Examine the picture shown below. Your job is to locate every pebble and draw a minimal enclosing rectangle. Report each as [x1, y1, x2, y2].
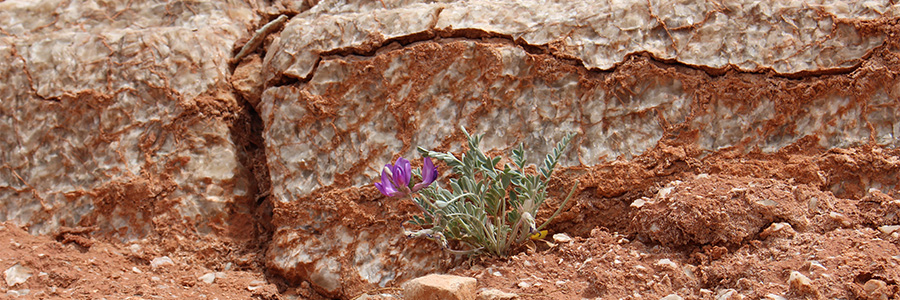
[631, 198, 648, 208]
[759, 222, 796, 239]
[715, 289, 744, 300]
[132, 267, 142, 273]
[150, 256, 175, 269]
[402, 274, 477, 300]
[477, 288, 518, 300]
[877, 225, 900, 235]
[788, 271, 817, 295]
[199, 273, 216, 284]
[659, 294, 682, 300]
[4, 263, 32, 287]
[247, 280, 267, 291]
[656, 258, 677, 269]
[828, 212, 852, 227]
[552, 233, 572, 243]
[863, 279, 889, 300]
[517, 281, 531, 289]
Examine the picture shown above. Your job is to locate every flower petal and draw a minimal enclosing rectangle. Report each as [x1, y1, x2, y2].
[413, 157, 438, 191]
[375, 168, 398, 197]
[393, 157, 412, 187]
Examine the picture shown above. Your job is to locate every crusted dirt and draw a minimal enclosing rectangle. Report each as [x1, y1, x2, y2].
[3, 145, 899, 299]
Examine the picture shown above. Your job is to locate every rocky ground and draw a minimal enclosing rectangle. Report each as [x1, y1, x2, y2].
[2, 144, 898, 300]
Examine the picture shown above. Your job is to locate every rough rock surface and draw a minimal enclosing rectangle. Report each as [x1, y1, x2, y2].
[0, 0, 261, 245]
[632, 175, 807, 246]
[259, 0, 900, 297]
[1, 0, 900, 299]
[401, 274, 477, 300]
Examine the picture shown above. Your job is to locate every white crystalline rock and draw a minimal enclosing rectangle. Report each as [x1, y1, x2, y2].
[199, 273, 216, 284]
[552, 233, 573, 243]
[656, 258, 678, 269]
[660, 294, 683, 300]
[150, 256, 175, 269]
[262, 40, 689, 198]
[878, 225, 900, 235]
[267, 0, 891, 81]
[0, 0, 258, 239]
[4, 263, 32, 287]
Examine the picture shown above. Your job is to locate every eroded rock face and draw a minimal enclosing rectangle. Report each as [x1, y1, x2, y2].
[260, 0, 900, 297]
[0, 0, 260, 242]
[2, 0, 900, 299]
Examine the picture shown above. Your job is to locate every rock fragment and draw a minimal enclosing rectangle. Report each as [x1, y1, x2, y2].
[477, 288, 518, 300]
[402, 274, 477, 300]
[659, 294, 683, 300]
[715, 289, 745, 300]
[150, 256, 175, 269]
[552, 233, 573, 243]
[863, 279, 889, 300]
[788, 271, 818, 296]
[759, 222, 796, 240]
[877, 225, 900, 235]
[828, 212, 853, 227]
[199, 273, 216, 284]
[4, 263, 32, 287]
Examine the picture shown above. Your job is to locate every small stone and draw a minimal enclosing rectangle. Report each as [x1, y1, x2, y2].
[657, 186, 675, 200]
[715, 289, 745, 300]
[150, 256, 175, 269]
[516, 281, 531, 289]
[659, 294, 682, 300]
[656, 258, 677, 269]
[552, 233, 572, 243]
[132, 267, 142, 273]
[828, 212, 852, 227]
[6, 289, 30, 297]
[759, 222, 796, 239]
[788, 271, 817, 296]
[863, 279, 888, 300]
[631, 198, 648, 208]
[248, 280, 267, 291]
[199, 273, 216, 284]
[5, 263, 32, 287]
[477, 288, 518, 300]
[877, 225, 900, 235]
[402, 274, 477, 300]
[150, 276, 160, 281]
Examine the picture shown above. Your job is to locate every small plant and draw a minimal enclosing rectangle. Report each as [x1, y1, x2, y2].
[375, 127, 577, 257]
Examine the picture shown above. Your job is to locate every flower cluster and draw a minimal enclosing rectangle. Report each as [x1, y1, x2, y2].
[374, 157, 438, 198]
[374, 127, 577, 257]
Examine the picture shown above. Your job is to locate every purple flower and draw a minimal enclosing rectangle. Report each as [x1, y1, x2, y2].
[375, 157, 438, 197]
